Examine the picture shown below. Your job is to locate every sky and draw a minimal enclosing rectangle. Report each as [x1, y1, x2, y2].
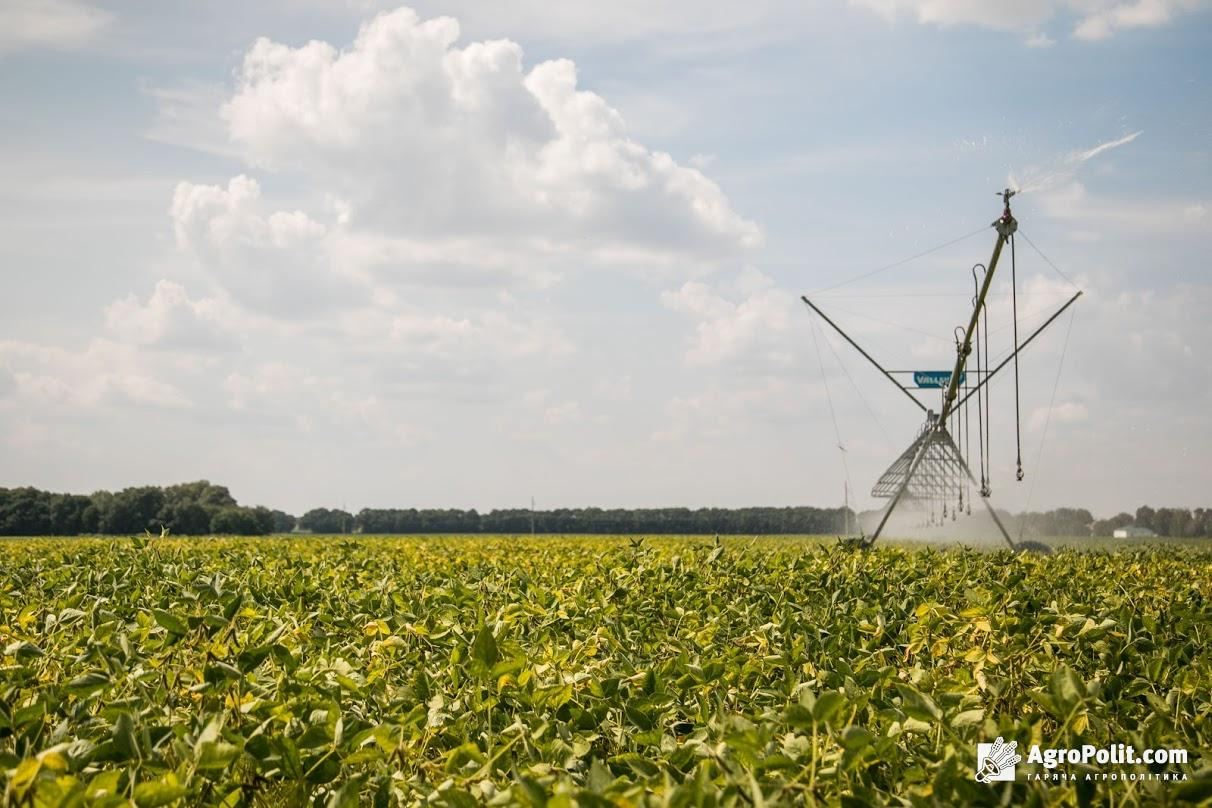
[1, 0, 1209, 518]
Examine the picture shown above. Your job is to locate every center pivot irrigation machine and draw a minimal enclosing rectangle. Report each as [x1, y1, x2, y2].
[803, 190, 1082, 552]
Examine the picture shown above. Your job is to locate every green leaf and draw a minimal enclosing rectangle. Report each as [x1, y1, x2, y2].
[1050, 667, 1086, 712]
[152, 609, 188, 636]
[196, 739, 240, 771]
[237, 644, 272, 673]
[812, 690, 847, 724]
[5, 640, 44, 660]
[895, 684, 942, 723]
[65, 670, 110, 696]
[133, 780, 188, 807]
[472, 624, 500, 668]
[271, 643, 298, 672]
[840, 725, 874, 750]
[1174, 775, 1212, 803]
[951, 708, 984, 728]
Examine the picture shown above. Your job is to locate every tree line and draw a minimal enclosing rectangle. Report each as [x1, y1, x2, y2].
[1088, 505, 1212, 538]
[329, 506, 850, 535]
[3, 482, 1211, 538]
[0, 482, 294, 536]
[298, 504, 1212, 537]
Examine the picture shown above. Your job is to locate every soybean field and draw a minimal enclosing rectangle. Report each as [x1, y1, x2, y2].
[1, 536, 1209, 806]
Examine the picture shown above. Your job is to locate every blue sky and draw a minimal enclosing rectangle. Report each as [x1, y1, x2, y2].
[1, 0, 1209, 517]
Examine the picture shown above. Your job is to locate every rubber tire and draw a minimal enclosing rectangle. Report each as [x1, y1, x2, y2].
[1015, 540, 1053, 555]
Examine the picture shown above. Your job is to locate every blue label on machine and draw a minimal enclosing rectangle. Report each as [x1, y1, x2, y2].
[914, 371, 964, 388]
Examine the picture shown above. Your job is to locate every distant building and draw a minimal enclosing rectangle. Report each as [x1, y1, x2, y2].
[1113, 526, 1156, 538]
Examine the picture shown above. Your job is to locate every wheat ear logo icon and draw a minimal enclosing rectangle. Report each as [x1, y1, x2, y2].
[975, 737, 1021, 783]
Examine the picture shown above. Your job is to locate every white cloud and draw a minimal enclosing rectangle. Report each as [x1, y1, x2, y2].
[220, 7, 760, 256]
[0, 340, 192, 410]
[850, 0, 1206, 39]
[0, 0, 112, 53]
[653, 377, 814, 442]
[386, 309, 574, 360]
[170, 175, 372, 313]
[1072, 0, 1200, 40]
[104, 280, 238, 351]
[1034, 180, 1211, 235]
[661, 268, 798, 369]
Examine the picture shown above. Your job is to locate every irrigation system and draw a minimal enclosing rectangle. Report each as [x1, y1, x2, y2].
[803, 190, 1082, 552]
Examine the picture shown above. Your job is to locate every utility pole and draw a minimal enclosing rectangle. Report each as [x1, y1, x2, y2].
[843, 481, 851, 535]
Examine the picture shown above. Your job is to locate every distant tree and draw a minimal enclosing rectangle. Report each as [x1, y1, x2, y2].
[1153, 507, 1195, 538]
[299, 508, 353, 534]
[250, 506, 275, 535]
[155, 501, 212, 535]
[1047, 508, 1095, 536]
[1195, 508, 1212, 538]
[269, 509, 297, 533]
[0, 482, 283, 536]
[49, 494, 94, 534]
[95, 486, 165, 534]
[1135, 505, 1156, 532]
[164, 480, 237, 510]
[210, 506, 266, 535]
[0, 488, 53, 535]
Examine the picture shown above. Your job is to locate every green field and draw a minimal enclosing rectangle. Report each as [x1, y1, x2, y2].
[1, 536, 1209, 806]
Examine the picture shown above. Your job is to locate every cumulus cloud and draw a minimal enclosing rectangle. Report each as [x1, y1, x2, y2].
[1032, 180, 1211, 235]
[170, 176, 374, 313]
[143, 3, 762, 398]
[0, 340, 192, 411]
[850, 0, 1206, 40]
[653, 378, 813, 443]
[104, 280, 238, 351]
[220, 7, 760, 255]
[662, 268, 798, 369]
[2, 5, 767, 482]
[1073, 0, 1200, 39]
[385, 310, 573, 360]
[0, 0, 112, 53]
